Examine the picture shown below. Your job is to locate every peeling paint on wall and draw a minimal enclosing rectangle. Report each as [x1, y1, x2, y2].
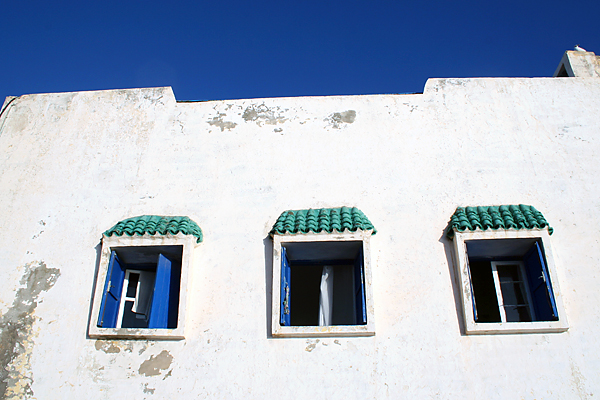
[94, 340, 122, 354]
[139, 350, 173, 377]
[325, 110, 356, 128]
[207, 112, 238, 132]
[305, 339, 320, 352]
[242, 104, 288, 126]
[142, 383, 155, 394]
[0, 261, 60, 399]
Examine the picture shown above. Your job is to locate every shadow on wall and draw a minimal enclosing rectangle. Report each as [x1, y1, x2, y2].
[85, 242, 103, 339]
[264, 236, 273, 338]
[439, 231, 466, 336]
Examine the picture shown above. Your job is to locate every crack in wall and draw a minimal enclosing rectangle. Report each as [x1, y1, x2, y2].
[0, 261, 60, 399]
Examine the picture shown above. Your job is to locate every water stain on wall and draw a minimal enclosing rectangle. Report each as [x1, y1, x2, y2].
[0, 261, 60, 399]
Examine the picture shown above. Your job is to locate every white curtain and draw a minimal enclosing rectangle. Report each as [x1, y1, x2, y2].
[318, 265, 334, 326]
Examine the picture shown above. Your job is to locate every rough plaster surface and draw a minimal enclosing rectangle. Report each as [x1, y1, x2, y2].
[0, 78, 599, 398]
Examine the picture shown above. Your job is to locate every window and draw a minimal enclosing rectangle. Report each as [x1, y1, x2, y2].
[97, 247, 181, 330]
[280, 241, 366, 327]
[448, 205, 568, 334]
[270, 207, 376, 337]
[89, 216, 202, 339]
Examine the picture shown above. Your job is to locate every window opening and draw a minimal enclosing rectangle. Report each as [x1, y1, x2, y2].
[280, 241, 366, 327]
[556, 64, 569, 77]
[466, 239, 557, 323]
[97, 246, 182, 330]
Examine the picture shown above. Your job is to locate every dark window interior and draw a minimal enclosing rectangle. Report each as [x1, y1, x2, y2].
[469, 260, 501, 322]
[290, 264, 322, 326]
[556, 64, 569, 77]
[466, 238, 556, 323]
[290, 263, 355, 326]
[283, 241, 362, 326]
[113, 245, 183, 269]
[121, 298, 150, 328]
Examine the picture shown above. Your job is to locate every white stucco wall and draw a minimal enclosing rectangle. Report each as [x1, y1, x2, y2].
[0, 74, 599, 399]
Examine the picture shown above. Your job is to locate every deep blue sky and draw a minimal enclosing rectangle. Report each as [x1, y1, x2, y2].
[2, 1, 599, 102]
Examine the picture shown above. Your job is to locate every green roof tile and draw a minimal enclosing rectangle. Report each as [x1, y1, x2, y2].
[270, 207, 376, 236]
[446, 205, 553, 239]
[104, 215, 203, 243]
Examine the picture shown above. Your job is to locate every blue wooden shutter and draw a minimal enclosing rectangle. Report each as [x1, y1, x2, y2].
[354, 247, 367, 325]
[280, 247, 291, 326]
[524, 241, 558, 321]
[167, 259, 181, 329]
[97, 251, 125, 328]
[148, 254, 173, 329]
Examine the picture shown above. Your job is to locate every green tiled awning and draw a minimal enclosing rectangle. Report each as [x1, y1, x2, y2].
[270, 207, 376, 236]
[446, 205, 552, 239]
[104, 215, 203, 243]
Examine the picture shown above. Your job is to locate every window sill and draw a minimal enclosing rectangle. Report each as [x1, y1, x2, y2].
[273, 324, 375, 338]
[465, 320, 569, 335]
[88, 327, 185, 340]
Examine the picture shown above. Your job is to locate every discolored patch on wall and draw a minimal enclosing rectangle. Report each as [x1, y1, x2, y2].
[570, 360, 590, 399]
[139, 350, 173, 377]
[207, 112, 237, 132]
[94, 340, 121, 354]
[142, 383, 155, 394]
[325, 110, 356, 128]
[305, 339, 320, 352]
[0, 261, 60, 399]
[242, 104, 288, 126]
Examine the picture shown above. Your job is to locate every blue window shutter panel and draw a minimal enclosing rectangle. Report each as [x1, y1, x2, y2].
[524, 242, 558, 321]
[148, 254, 172, 329]
[97, 251, 125, 328]
[536, 242, 558, 318]
[167, 261, 181, 329]
[280, 247, 291, 326]
[354, 247, 367, 325]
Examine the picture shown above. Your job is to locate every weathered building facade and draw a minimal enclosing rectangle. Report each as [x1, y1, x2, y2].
[0, 50, 599, 399]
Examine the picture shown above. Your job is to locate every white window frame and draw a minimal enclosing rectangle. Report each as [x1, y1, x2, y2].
[452, 228, 568, 335]
[88, 233, 199, 340]
[490, 261, 536, 323]
[116, 269, 155, 328]
[271, 230, 376, 338]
